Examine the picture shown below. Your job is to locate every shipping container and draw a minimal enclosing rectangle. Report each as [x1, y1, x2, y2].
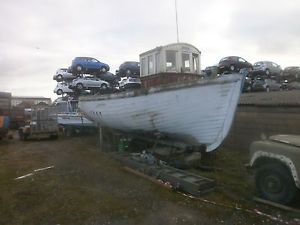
[0, 92, 11, 116]
[0, 92, 11, 139]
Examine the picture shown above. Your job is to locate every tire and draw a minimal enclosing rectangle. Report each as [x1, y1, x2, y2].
[19, 129, 28, 141]
[100, 67, 107, 73]
[18, 129, 24, 141]
[76, 65, 83, 72]
[100, 83, 108, 90]
[230, 65, 235, 71]
[23, 134, 28, 141]
[255, 163, 298, 204]
[65, 127, 73, 137]
[56, 89, 63, 95]
[76, 83, 84, 90]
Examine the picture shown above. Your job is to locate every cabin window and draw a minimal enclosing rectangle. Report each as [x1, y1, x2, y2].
[182, 53, 190, 72]
[141, 57, 147, 76]
[166, 50, 177, 72]
[148, 55, 154, 74]
[192, 53, 199, 73]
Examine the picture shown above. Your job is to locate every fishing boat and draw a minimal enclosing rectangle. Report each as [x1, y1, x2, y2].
[79, 43, 244, 152]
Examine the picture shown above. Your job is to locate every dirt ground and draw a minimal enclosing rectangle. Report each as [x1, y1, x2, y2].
[0, 133, 300, 225]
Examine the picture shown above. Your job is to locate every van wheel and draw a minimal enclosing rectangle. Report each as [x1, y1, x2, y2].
[19, 130, 28, 141]
[65, 127, 73, 137]
[255, 163, 298, 204]
[18, 129, 24, 141]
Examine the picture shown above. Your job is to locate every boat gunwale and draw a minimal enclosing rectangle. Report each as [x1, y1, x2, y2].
[79, 74, 242, 102]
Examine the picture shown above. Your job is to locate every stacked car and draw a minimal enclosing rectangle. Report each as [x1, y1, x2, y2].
[53, 58, 142, 98]
[68, 76, 110, 91]
[53, 55, 298, 95]
[53, 57, 114, 97]
[116, 61, 140, 77]
[281, 66, 300, 90]
[53, 68, 75, 95]
[252, 61, 282, 79]
[115, 61, 141, 91]
[69, 57, 110, 75]
[218, 56, 252, 74]
[216, 57, 290, 92]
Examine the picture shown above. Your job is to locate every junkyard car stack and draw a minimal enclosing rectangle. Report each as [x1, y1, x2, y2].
[53, 57, 114, 97]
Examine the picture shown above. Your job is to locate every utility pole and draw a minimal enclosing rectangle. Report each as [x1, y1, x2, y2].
[175, 0, 179, 43]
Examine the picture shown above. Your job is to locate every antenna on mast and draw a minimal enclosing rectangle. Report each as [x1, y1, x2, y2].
[175, 0, 179, 43]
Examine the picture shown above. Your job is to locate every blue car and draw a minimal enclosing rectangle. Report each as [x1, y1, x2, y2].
[71, 57, 110, 74]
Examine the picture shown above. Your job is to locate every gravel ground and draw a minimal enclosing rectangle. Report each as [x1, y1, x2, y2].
[0, 133, 299, 225]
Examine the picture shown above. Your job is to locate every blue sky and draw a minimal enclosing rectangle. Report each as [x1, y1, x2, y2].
[0, 0, 299, 100]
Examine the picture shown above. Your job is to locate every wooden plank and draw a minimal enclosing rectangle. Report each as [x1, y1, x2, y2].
[253, 197, 300, 213]
[123, 166, 173, 190]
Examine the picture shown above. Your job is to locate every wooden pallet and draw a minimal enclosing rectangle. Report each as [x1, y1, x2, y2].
[113, 153, 216, 196]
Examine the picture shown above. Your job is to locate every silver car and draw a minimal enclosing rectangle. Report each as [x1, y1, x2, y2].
[118, 77, 141, 91]
[53, 68, 76, 81]
[69, 77, 110, 90]
[252, 61, 282, 78]
[53, 82, 74, 95]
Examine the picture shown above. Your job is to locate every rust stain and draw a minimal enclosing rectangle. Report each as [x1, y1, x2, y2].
[131, 111, 160, 129]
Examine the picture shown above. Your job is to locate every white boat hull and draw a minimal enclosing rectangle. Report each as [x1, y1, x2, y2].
[79, 74, 243, 152]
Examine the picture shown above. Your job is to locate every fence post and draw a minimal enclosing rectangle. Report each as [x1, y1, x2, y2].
[98, 123, 103, 152]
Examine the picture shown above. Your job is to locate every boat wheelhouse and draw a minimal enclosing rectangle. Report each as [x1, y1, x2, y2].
[139, 43, 202, 88]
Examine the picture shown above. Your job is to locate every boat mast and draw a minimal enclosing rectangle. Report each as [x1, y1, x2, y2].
[175, 0, 179, 43]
